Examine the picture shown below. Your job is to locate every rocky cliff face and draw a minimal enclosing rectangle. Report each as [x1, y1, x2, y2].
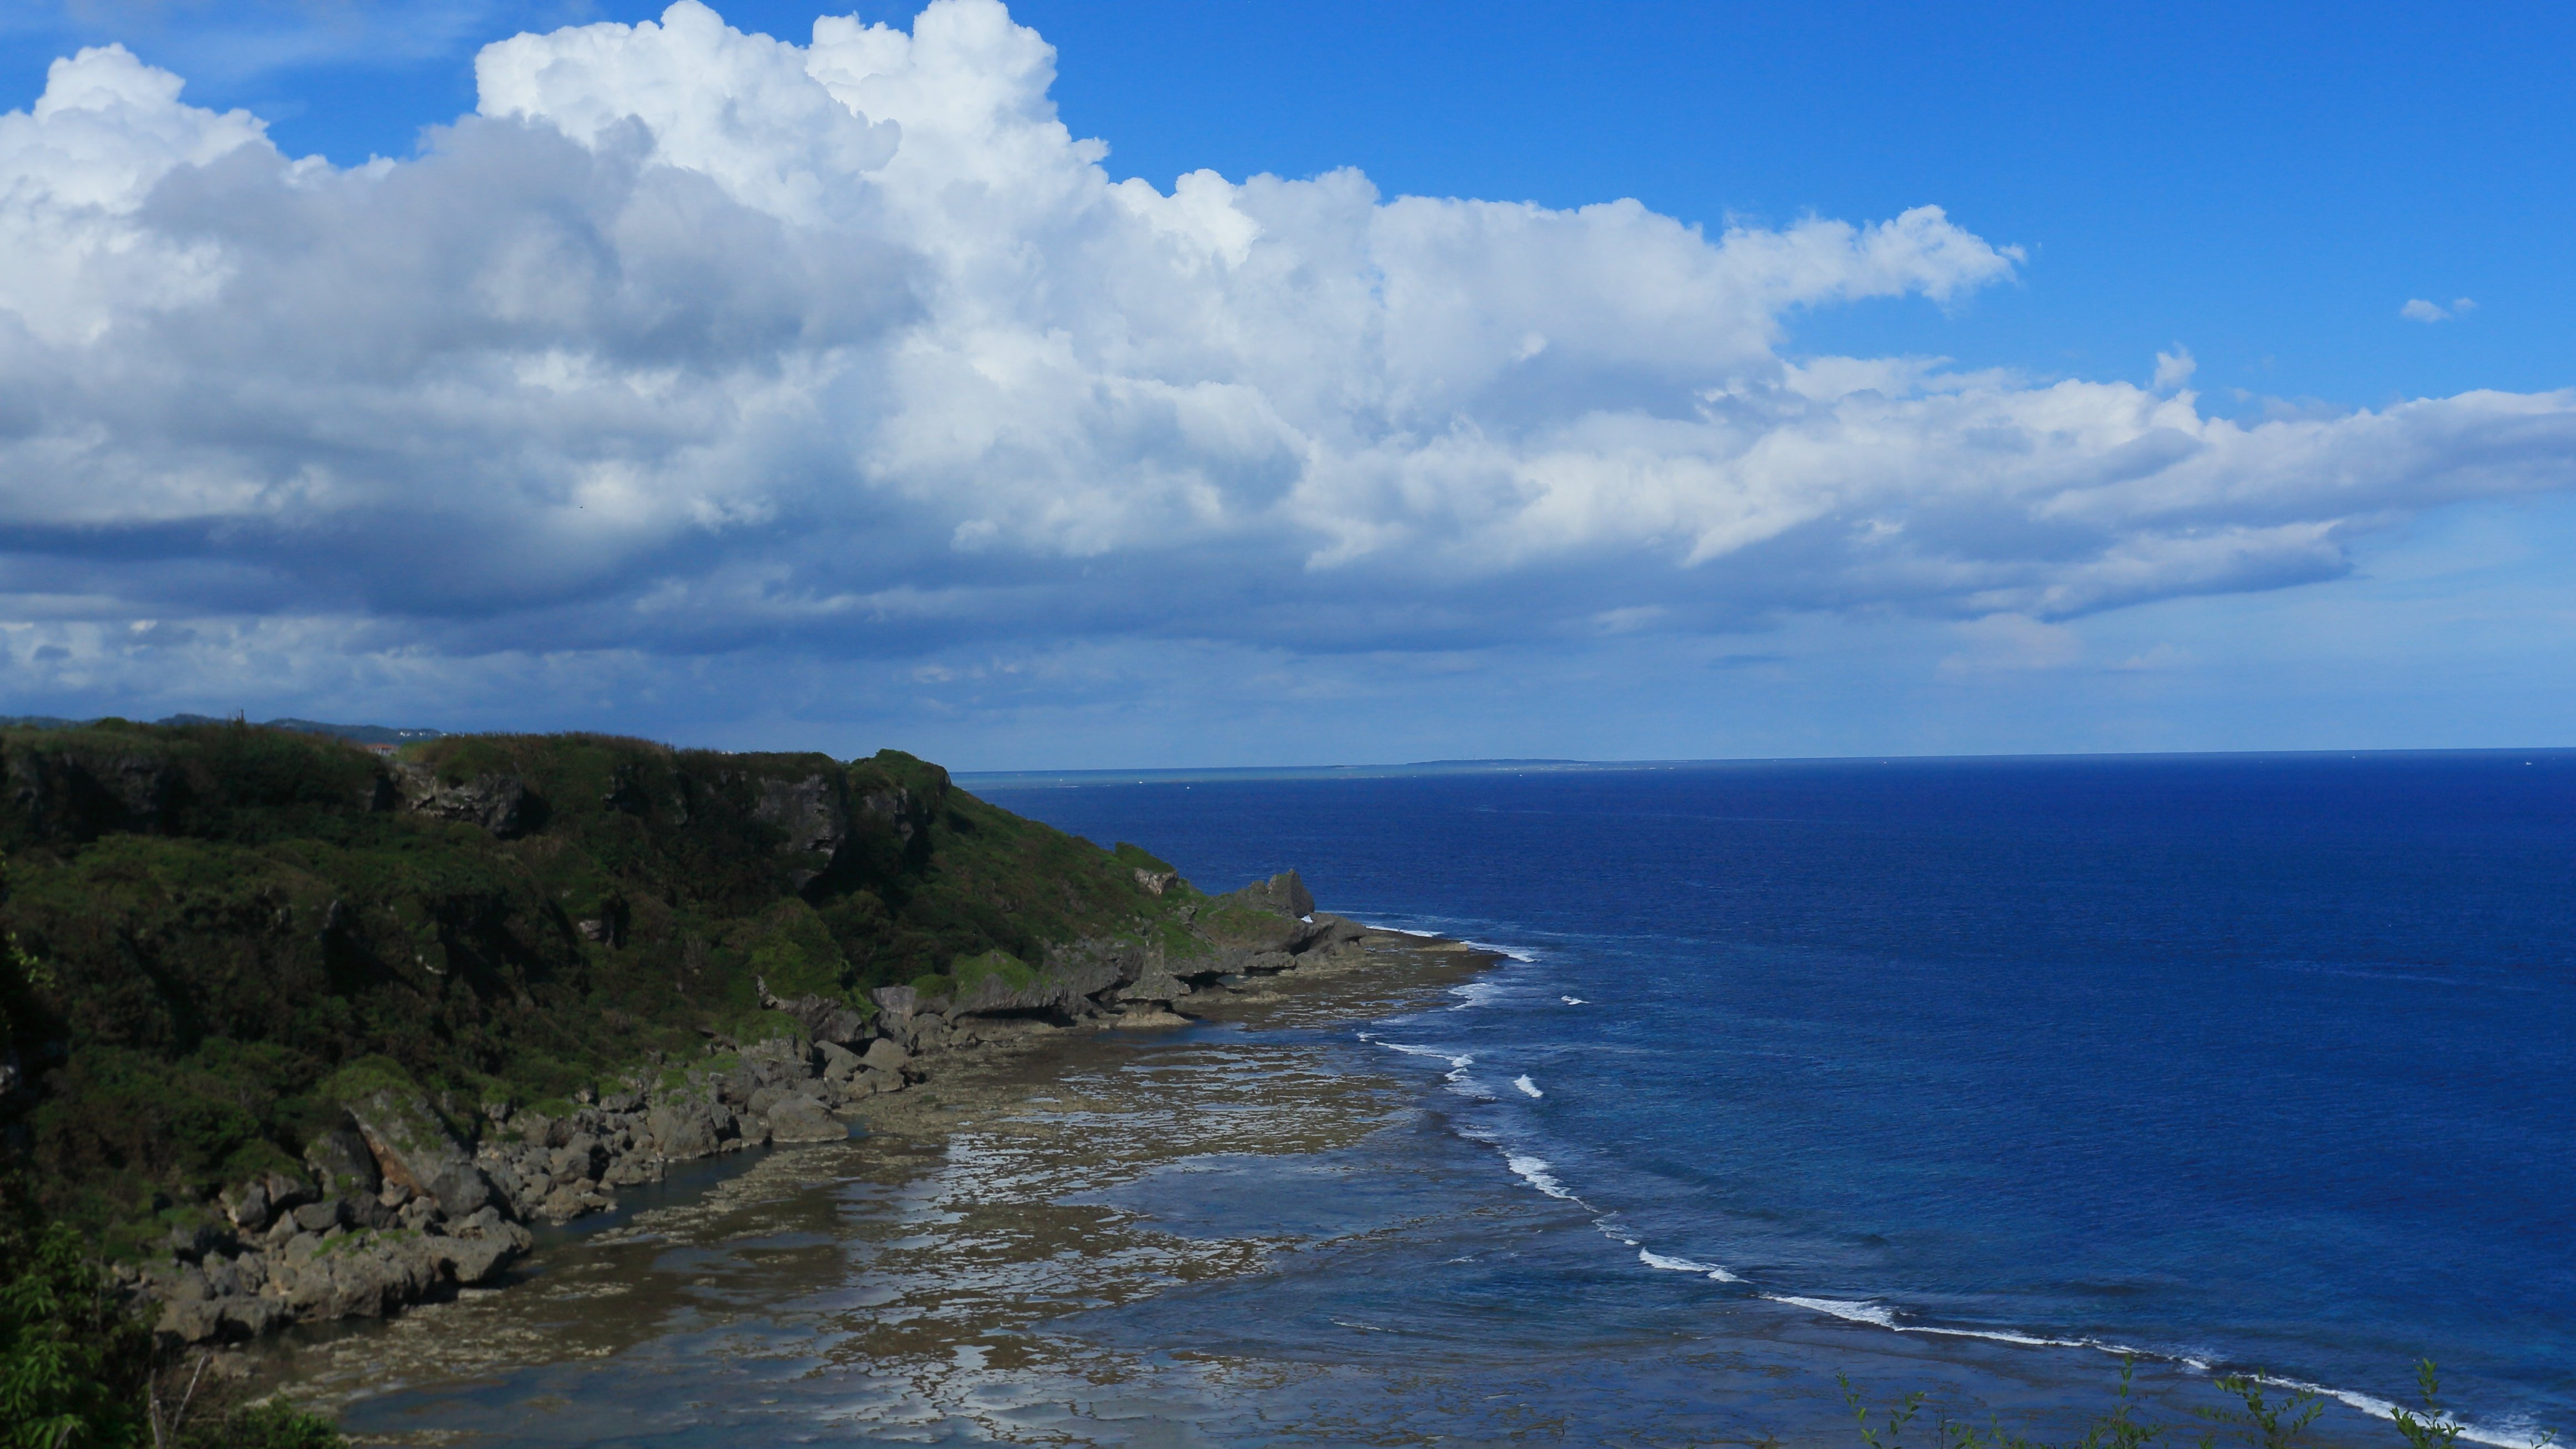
[0, 721, 1373, 1350]
[131, 866, 1367, 1347]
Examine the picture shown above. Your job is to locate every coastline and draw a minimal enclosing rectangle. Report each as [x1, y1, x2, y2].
[244, 922, 1505, 1435]
[230, 910, 2428, 1449]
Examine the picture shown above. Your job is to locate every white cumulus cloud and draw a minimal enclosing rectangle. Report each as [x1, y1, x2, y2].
[1, 0, 2573, 716]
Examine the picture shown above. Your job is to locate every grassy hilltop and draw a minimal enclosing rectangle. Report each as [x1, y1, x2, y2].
[0, 720, 1201, 1245]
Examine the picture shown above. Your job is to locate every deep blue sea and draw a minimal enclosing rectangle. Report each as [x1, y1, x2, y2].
[977, 753, 2576, 1443]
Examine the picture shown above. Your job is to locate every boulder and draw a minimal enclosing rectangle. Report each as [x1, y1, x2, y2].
[155, 1297, 227, 1345]
[219, 1295, 282, 1339]
[289, 1199, 343, 1234]
[304, 1126, 382, 1199]
[166, 1221, 228, 1264]
[262, 1171, 318, 1215]
[426, 1161, 498, 1219]
[1114, 966, 1193, 1007]
[345, 1087, 470, 1198]
[860, 1039, 911, 1075]
[1299, 912, 1370, 952]
[645, 1100, 735, 1160]
[222, 1179, 273, 1233]
[764, 1095, 845, 1143]
[268, 1246, 386, 1322]
[773, 994, 873, 1046]
[434, 1234, 515, 1286]
[816, 1040, 863, 1081]
[537, 1182, 610, 1221]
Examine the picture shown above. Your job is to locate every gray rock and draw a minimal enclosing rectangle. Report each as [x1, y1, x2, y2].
[290, 1199, 343, 1234]
[426, 1161, 498, 1219]
[764, 1095, 845, 1143]
[816, 1040, 863, 1081]
[222, 1179, 272, 1232]
[262, 1171, 318, 1214]
[860, 1039, 911, 1075]
[1114, 966, 1193, 1007]
[304, 1126, 381, 1199]
[345, 1086, 470, 1199]
[167, 1221, 228, 1264]
[537, 1182, 609, 1221]
[645, 1100, 734, 1160]
[551, 1135, 604, 1182]
[1302, 912, 1370, 951]
[775, 994, 872, 1046]
[218, 1295, 282, 1339]
[858, 1066, 906, 1096]
[752, 770, 852, 891]
[394, 763, 532, 836]
[602, 1154, 662, 1187]
[156, 1297, 226, 1345]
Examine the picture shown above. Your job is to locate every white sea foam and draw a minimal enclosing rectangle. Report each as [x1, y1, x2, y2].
[1639, 1249, 1740, 1282]
[1562, 995, 1587, 1005]
[1513, 1075, 1543, 1098]
[1372, 1039, 1472, 1071]
[1448, 979, 1505, 1009]
[1747, 1301, 2540, 1446]
[1463, 940, 1538, 962]
[1769, 1295, 1900, 1328]
[2247, 1374, 2532, 1449]
[1504, 1154, 1577, 1201]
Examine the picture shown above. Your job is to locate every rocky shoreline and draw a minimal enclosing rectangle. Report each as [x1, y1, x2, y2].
[129, 869, 1375, 1352]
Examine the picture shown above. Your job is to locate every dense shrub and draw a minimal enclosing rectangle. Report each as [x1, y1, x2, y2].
[0, 724, 1193, 1234]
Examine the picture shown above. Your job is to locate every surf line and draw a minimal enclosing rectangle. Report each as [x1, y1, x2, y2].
[1350, 917, 1544, 968]
[1378, 1029, 2527, 1449]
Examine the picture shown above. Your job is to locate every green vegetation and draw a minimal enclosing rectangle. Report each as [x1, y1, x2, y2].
[1832, 1357, 2553, 1449]
[0, 723, 1198, 1237]
[0, 1181, 344, 1447]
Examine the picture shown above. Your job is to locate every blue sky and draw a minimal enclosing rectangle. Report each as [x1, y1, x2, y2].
[1, 0, 2572, 766]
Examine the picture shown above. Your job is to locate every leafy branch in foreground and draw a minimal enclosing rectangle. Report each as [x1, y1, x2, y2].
[0, 1179, 347, 1449]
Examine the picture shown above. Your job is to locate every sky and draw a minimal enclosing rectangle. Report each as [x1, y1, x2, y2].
[1, 0, 2572, 768]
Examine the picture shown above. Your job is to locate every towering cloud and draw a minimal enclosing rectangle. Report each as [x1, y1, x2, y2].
[2, 0, 2572, 705]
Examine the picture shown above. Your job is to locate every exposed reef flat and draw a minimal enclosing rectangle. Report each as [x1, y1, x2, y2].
[0, 721, 1425, 1357]
[245, 926, 1502, 1439]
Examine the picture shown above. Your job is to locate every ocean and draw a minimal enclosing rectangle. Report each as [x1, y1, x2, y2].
[318, 751, 2573, 1445]
[977, 753, 2574, 1443]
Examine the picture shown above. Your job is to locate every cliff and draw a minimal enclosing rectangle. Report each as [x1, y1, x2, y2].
[0, 721, 1360, 1345]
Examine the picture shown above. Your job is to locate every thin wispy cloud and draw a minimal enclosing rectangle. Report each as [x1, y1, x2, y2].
[2, 0, 2574, 725]
[2401, 297, 2477, 323]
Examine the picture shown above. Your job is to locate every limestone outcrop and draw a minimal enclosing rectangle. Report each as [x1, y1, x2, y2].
[125, 863, 1379, 1349]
